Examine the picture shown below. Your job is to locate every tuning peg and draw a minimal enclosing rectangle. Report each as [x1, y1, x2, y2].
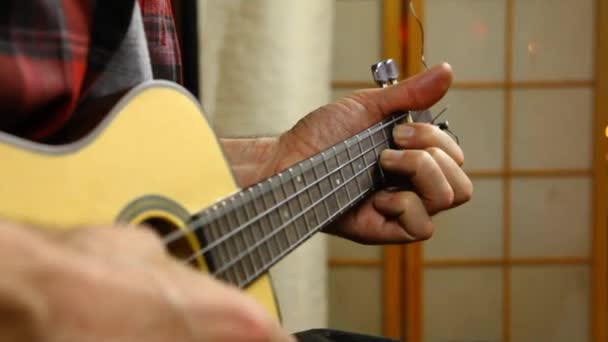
[384, 59, 399, 84]
[371, 61, 389, 87]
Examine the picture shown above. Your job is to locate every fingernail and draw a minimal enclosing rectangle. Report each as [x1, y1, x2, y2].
[374, 191, 392, 204]
[393, 125, 416, 142]
[380, 149, 402, 167]
[414, 62, 453, 91]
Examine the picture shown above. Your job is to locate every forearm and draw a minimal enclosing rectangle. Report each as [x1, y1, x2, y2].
[220, 137, 281, 187]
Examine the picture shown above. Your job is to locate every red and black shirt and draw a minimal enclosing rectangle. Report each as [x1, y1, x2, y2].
[0, 0, 182, 141]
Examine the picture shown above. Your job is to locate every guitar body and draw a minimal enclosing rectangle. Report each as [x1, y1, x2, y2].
[0, 81, 280, 319]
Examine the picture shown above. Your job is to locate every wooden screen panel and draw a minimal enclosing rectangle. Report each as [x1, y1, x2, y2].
[426, 179, 503, 259]
[328, 268, 383, 336]
[425, 0, 506, 82]
[423, 267, 503, 341]
[329, 235, 382, 260]
[512, 0, 595, 81]
[511, 266, 590, 342]
[511, 88, 593, 170]
[418, 0, 598, 341]
[511, 178, 591, 258]
[332, 0, 382, 82]
[429, 89, 505, 170]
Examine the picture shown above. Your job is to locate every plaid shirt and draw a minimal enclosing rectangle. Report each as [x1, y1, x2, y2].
[0, 0, 182, 141]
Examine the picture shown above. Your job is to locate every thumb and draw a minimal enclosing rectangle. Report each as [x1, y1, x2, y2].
[362, 62, 453, 117]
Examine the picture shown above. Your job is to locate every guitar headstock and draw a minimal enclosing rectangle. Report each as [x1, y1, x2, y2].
[371, 59, 459, 144]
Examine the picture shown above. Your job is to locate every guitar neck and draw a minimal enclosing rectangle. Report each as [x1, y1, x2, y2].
[188, 111, 411, 288]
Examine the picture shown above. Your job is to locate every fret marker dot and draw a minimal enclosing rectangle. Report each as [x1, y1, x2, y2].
[283, 210, 290, 219]
[335, 178, 341, 185]
[296, 176, 302, 183]
[358, 164, 363, 170]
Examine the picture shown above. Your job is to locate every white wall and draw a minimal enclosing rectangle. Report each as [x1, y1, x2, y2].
[198, 0, 334, 332]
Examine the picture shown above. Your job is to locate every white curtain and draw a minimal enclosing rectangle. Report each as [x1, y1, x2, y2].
[198, 0, 334, 332]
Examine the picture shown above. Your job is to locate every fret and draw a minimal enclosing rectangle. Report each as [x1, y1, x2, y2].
[248, 187, 271, 265]
[331, 146, 348, 207]
[363, 148, 376, 166]
[292, 215, 306, 241]
[291, 166, 311, 235]
[312, 161, 328, 190]
[363, 129, 377, 183]
[344, 139, 363, 197]
[310, 157, 329, 223]
[368, 128, 385, 181]
[218, 203, 237, 259]
[301, 161, 321, 228]
[353, 135, 369, 191]
[281, 171, 297, 198]
[245, 188, 263, 243]
[206, 218, 227, 270]
[270, 176, 287, 205]
[229, 260, 245, 287]
[250, 220, 270, 265]
[357, 165, 372, 190]
[216, 214, 236, 261]
[221, 266, 236, 284]
[241, 190, 264, 272]
[321, 152, 340, 216]
[371, 127, 385, 144]
[279, 173, 299, 243]
[230, 197, 255, 277]
[218, 207, 246, 281]
[378, 127, 391, 179]
[226, 200, 245, 254]
[361, 129, 373, 150]
[275, 176, 293, 246]
[256, 183, 279, 259]
[266, 178, 287, 252]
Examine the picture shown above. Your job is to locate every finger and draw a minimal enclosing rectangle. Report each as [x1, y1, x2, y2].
[425, 147, 473, 207]
[380, 149, 454, 214]
[60, 226, 170, 266]
[354, 63, 453, 120]
[392, 122, 464, 165]
[168, 266, 295, 342]
[373, 191, 434, 241]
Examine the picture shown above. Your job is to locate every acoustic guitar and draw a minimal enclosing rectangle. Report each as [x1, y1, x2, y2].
[0, 60, 439, 320]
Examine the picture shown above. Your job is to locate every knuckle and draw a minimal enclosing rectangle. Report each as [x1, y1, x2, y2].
[454, 150, 465, 166]
[417, 220, 435, 241]
[425, 146, 444, 159]
[428, 187, 455, 215]
[439, 187, 456, 209]
[420, 122, 439, 135]
[395, 191, 411, 209]
[455, 178, 474, 205]
[412, 150, 434, 171]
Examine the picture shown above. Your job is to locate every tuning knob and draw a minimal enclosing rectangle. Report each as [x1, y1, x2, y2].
[384, 59, 399, 84]
[371, 61, 389, 87]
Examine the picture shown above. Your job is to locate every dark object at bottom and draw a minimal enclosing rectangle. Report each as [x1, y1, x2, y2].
[295, 329, 399, 342]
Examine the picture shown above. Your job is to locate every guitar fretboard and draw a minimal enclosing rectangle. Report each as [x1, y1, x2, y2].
[181, 111, 412, 288]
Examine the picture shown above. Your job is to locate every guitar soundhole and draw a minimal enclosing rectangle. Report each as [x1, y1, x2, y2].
[141, 217, 197, 267]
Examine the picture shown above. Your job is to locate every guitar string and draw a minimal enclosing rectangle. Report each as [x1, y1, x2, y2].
[226, 165, 379, 289]
[188, 137, 386, 273]
[164, 112, 407, 267]
[187, 135, 384, 258]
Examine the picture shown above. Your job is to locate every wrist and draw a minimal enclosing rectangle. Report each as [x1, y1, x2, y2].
[220, 137, 282, 187]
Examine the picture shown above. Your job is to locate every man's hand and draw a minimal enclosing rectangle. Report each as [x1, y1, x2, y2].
[0, 222, 294, 342]
[272, 62, 472, 244]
